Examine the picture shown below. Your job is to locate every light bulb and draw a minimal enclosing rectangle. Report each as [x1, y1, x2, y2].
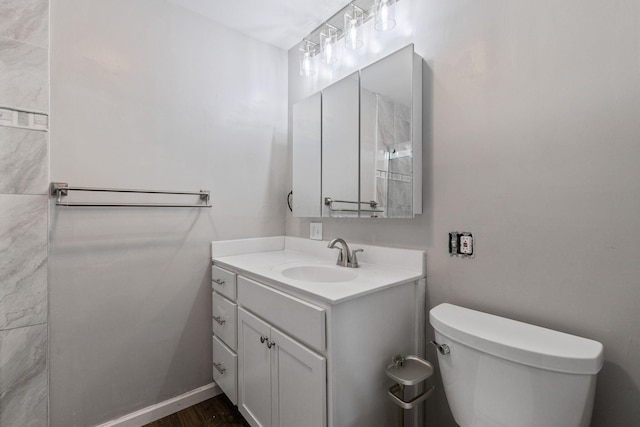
[374, 0, 396, 32]
[320, 24, 338, 65]
[299, 40, 316, 76]
[302, 52, 311, 76]
[344, 5, 363, 50]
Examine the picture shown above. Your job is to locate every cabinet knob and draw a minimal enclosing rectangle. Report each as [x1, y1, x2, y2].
[213, 362, 226, 374]
[260, 336, 268, 344]
[213, 278, 226, 286]
[213, 316, 226, 325]
[267, 340, 276, 349]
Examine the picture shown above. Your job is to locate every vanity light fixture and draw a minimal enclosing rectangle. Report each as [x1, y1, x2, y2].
[320, 23, 339, 65]
[344, 4, 364, 50]
[299, 39, 317, 76]
[296, 0, 401, 77]
[374, 0, 396, 32]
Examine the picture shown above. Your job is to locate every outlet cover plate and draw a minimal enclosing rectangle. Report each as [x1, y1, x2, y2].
[310, 222, 323, 240]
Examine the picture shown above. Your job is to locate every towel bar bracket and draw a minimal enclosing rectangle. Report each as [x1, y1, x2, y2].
[50, 182, 68, 198]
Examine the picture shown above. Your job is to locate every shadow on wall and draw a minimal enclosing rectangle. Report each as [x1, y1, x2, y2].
[592, 361, 640, 425]
[48, 205, 204, 251]
[159, 268, 214, 401]
[48, 204, 215, 425]
[422, 59, 434, 248]
[423, 285, 457, 427]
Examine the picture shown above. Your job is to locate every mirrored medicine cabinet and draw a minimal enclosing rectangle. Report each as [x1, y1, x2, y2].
[292, 44, 422, 218]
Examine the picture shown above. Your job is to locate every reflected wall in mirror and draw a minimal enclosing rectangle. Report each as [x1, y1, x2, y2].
[292, 92, 322, 217]
[321, 72, 359, 217]
[360, 45, 422, 218]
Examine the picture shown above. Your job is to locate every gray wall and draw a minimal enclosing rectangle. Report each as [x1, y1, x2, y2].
[0, 0, 49, 426]
[286, 1, 640, 425]
[49, 1, 287, 425]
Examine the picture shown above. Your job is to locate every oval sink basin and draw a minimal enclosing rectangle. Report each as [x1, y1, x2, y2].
[279, 265, 358, 283]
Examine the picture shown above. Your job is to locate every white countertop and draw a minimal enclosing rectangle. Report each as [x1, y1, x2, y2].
[211, 236, 425, 304]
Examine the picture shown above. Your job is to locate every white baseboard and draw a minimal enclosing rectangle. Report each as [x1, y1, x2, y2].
[96, 383, 222, 427]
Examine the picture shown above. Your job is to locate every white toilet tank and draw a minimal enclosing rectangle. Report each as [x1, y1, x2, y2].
[429, 303, 603, 427]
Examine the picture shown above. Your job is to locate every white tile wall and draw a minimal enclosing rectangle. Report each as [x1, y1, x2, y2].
[0, 0, 49, 426]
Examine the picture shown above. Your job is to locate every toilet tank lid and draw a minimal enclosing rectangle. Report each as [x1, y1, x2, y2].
[429, 303, 604, 375]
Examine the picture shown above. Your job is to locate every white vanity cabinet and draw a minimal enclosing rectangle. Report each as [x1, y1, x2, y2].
[211, 265, 238, 404]
[212, 260, 424, 427]
[238, 307, 326, 427]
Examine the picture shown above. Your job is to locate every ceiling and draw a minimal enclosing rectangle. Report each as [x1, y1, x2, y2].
[168, 0, 353, 50]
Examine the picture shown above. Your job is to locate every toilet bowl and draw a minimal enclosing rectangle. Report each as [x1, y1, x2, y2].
[429, 303, 603, 427]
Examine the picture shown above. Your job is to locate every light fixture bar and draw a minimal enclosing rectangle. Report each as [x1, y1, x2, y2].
[298, 0, 400, 57]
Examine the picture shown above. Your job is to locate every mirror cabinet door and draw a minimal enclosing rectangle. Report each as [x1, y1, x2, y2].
[292, 92, 322, 217]
[321, 72, 360, 217]
[291, 45, 421, 219]
[360, 45, 418, 218]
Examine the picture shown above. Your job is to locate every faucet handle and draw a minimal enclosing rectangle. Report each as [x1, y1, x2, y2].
[348, 249, 364, 268]
[330, 247, 345, 265]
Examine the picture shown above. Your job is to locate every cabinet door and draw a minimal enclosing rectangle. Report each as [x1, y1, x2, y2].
[271, 328, 327, 427]
[322, 72, 360, 217]
[292, 92, 322, 217]
[238, 308, 272, 427]
[360, 44, 421, 218]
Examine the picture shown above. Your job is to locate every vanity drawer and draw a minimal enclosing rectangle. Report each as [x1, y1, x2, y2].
[237, 276, 326, 352]
[212, 265, 237, 301]
[212, 292, 237, 351]
[213, 335, 237, 405]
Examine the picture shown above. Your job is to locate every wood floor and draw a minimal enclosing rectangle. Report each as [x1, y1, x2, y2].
[143, 394, 250, 427]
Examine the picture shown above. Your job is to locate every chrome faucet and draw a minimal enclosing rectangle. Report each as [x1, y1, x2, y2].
[327, 238, 363, 268]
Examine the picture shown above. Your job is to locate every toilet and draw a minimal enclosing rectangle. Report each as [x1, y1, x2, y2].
[429, 303, 604, 427]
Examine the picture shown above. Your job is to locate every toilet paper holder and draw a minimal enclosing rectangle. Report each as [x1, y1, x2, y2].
[385, 355, 435, 410]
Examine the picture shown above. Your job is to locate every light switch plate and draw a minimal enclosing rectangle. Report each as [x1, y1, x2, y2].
[310, 222, 323, 240]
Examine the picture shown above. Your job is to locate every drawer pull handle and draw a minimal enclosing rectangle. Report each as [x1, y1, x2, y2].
[213, 278, 226, 286]
[213, 316, 226, 325]
[260, 336, 268, 344]
[267, 340, 276, 349]
[213, 362, 226, 374]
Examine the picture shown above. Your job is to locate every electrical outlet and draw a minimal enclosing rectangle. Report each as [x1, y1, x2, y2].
[449, 232, 474, 258]
[460, 235, 473, 254]
[310, 222, 323, 240]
